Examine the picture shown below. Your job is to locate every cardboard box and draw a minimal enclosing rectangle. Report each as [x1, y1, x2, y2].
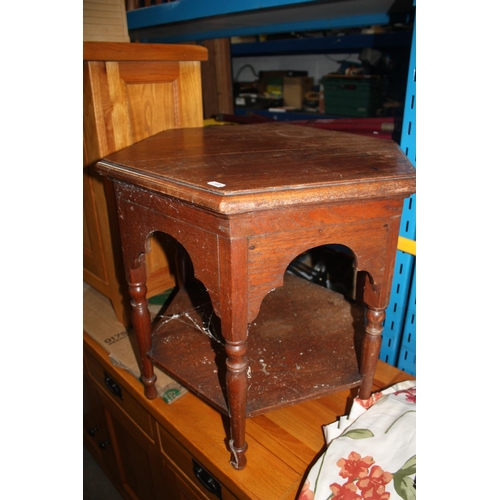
[283, 76, 314, 109]
[83, 283, 188, 404]
[257, 70, 308, 94]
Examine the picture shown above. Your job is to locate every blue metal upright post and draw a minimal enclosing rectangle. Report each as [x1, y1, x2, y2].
[379, 13, 416, 375]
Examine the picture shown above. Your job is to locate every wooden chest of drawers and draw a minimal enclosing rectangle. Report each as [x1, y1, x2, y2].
[84, 284, 414, 499]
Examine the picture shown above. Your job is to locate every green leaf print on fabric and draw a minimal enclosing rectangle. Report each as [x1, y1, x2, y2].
[342, 429, 375, 440]
[392, 455, 416, 500]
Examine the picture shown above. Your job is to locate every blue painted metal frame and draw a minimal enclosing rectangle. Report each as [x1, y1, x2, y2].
[379, 17, 416, 373]
[127, 0, 411, 43]
[397, 263, 416, 375]
[128, 0, 318, 30]
[131, 15, 395, 43]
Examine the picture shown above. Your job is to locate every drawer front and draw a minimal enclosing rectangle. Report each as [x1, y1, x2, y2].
[85, 352, 154, 440]
[158, 425, 238, 500]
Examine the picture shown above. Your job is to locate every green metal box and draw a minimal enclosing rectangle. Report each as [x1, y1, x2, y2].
[322, 75, 386, 117]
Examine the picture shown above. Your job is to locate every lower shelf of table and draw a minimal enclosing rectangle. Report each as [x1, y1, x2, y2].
[148, 273, 365, 417]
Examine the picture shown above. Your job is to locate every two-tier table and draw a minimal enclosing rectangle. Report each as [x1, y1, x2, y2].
[96, 122, 416, 470]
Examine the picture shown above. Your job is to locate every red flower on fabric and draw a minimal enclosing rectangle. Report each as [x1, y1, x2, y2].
[297, 479, 315, 500]
[357, 465, 393, 499]
[355, 392, 384, 410]
[337, 451, 374, 481]
[394, 387, 416, 404]
[329, 481, 362, 500]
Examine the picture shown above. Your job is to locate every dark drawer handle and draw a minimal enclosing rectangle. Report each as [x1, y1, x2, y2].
[99, 440, 111, 450]
[192, 459, 222, 499]
[104, 372, 123, 400]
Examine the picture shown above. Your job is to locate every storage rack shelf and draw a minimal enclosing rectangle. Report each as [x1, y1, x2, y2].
[125, 0, 417, 375]
[127, 0, 414, 43]
[230, 32, 412, 57]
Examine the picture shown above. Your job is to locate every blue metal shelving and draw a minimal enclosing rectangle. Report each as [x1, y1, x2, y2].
[397, 263, 416, 374]
[230, 32, 412, 57]
[396, 17, 416, 375]
[379, 16, 415, 375]
[128, 0, 318, 30]
[127, 0, 414, 43]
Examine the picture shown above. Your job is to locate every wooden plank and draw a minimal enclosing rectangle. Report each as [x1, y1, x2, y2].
[87, 0, 126, 6]
[200, 38, 234, 119]
[105, 62, 131, 151]
[178, 61, 205, 128]
[83, 24, 129, 37]
[84, 4, 124, 15]
[83, 0, 129, 43]
[83, 42, 208, 62]
[83, 16, 125, 26]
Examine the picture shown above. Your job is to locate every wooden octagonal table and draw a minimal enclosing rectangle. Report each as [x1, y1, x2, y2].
[96, 122, 416, 470]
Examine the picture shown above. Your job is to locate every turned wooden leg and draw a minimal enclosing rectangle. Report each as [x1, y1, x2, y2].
[358, 306, 385, 400]
[225, 339, 249, 470]
[128, 276, 157, 400]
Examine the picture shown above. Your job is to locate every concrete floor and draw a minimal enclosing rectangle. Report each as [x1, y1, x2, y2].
[83, 445, 124, 500]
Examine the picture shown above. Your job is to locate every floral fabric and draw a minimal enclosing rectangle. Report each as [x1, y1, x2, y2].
[298, 380, 416, 500]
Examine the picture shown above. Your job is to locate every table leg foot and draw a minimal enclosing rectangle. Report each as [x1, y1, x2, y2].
[359, 306, 385, 399]
[229, 440, 248, 470]
[141, 374, 158, 399]
[225, 339, 249, 470]
[128, 277, 157, 400]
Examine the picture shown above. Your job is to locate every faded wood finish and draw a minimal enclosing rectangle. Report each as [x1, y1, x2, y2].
[96, 122, 416, 469]
[83, 42, 208, 326]
[149, 274, 365, 417]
